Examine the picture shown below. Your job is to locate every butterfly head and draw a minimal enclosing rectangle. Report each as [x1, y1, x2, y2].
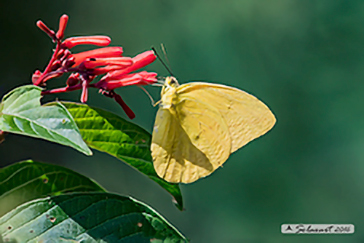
[165, 76, 179, 88]
[160, 76, 179, 109]
[161, 76, 179, 96]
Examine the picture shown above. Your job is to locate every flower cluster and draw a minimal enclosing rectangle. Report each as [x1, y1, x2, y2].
[33, 14, 157, 119]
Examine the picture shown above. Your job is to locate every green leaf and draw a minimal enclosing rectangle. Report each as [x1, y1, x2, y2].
[0, 160, 105, 217]
[0, 192, 188, 242]
[0, 85, 92, 155]
[59, 102, 184, 211]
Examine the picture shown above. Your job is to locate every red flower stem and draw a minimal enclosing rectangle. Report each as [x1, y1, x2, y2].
[81, 78, 88, 103]
[41, 84, 82, 95]
[39, 69, 62, 82]
[113, 93, 135, 119]
[34, 40, 62, 85]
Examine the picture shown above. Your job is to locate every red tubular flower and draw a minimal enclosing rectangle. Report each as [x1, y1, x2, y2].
[92, 65, 130, 75]
[94, 50, 157, 91]
[83, 57, 133, 69]
[98, 71, 157, 90]
[62, 36, 111, 49]
[70, 47, 123, 67]
[103, 50, 156, 81]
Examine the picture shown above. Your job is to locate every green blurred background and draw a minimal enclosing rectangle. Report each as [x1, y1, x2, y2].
[1, 1, 364, 242]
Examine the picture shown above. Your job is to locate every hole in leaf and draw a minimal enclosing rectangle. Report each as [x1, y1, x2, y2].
[137, 222, 143, 227]
[41, 174, 49, 184]
[49, 216, 56, 223]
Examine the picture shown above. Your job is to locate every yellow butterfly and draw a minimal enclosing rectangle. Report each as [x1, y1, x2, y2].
[151, 77, 276, 184]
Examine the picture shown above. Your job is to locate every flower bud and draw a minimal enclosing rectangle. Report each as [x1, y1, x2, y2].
[66, 73, 81, 86]
[32, 70, 42, 84]
[56, 14, 69, 40]
[50, 60, 62, 71]
[36, 20, 55, 39]
[62, 56, 76, 68]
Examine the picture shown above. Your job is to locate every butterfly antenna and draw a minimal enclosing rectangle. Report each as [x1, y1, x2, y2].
[161, 44, 173, 74]
[152, 46, 174, 76]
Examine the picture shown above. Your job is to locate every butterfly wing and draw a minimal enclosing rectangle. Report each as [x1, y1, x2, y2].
[177, 82, 276, 152]
[151, 96, 231, 183]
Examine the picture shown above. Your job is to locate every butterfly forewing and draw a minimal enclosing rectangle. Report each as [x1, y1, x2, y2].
[178, 82, 276, 152]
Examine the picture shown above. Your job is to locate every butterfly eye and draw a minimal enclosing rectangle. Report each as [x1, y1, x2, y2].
[166, 77, 179, 87]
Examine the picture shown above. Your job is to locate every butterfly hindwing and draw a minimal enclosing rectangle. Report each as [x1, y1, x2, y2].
[175, 96, 231, 168]
[151, 96, 231, 183]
